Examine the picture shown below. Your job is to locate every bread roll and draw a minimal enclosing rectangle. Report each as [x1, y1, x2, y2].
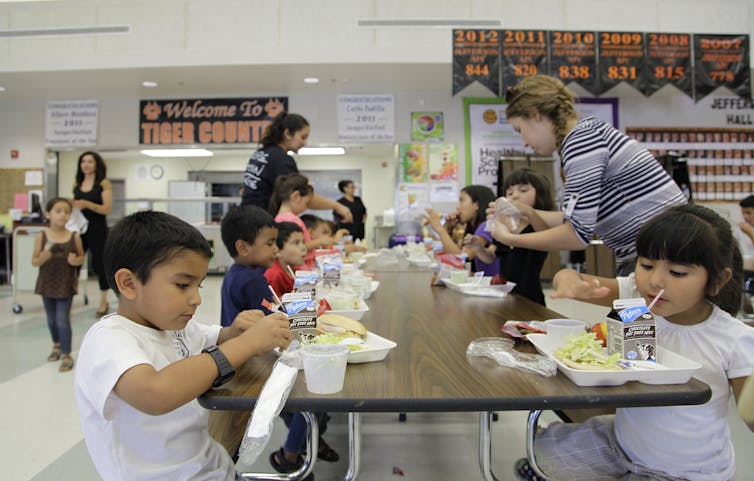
[316, 314, 367, 339]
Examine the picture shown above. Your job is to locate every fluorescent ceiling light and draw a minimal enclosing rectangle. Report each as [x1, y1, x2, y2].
[0, 86, 5, 92]
[140, 148, 213, 158]
[142, 81, 158, 88]
[304, 77, 320, 84]
[290, 147, 345, 156]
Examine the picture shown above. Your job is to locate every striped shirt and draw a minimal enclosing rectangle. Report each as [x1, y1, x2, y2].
[561, 116, 686, 265]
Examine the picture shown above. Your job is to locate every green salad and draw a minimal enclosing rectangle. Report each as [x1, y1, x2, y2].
[309, 333, 364, 351]
[554, 332, 622, 370]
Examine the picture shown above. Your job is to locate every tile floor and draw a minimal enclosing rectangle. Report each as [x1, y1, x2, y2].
[1, 276, 752, 481]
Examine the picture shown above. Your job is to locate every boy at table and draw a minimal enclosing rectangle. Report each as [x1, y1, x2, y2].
[74, 211, 291, 481]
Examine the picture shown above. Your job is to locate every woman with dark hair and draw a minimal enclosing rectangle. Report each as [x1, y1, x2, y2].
[333, 179, 367, 240]
[241, 112, 352, 223]
[72, 151, 112, 316]
[424, 185, 496, 256]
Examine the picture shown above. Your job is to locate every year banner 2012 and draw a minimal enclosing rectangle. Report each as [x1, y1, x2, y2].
[452, 29, 750, 101]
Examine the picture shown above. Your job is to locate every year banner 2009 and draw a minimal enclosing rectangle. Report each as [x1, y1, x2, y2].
[452, 29, 749, 102]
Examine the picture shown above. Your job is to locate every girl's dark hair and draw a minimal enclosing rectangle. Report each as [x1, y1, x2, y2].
[45, 197, 72, 212]
[275, 221, 303, 249]
[460, 185, 496, 235]
[338, 180, 353, 193]
[502, 168, 556, 211]
[103, 211, 212, 296]
[269, 173, 313, 215]
[220, 205, 276, 258]
[260, 112, 309, 148]
[636, 204, 742, 315]
[75, 151, 107, 188]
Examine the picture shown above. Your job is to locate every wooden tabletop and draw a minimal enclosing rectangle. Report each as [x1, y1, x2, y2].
[199, 270, 710, 412]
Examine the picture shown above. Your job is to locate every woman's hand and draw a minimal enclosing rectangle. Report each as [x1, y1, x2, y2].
[551, 269, 611, 300]
[72, 199, 87, 210]
[490, 218, 515, 246]
[335, 204, 354, 224]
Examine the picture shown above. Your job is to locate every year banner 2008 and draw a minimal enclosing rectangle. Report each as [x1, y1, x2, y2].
[452, 29, 749, 101]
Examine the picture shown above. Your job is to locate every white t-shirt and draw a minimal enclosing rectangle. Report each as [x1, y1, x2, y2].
[74, 314, 234, 481]
[615, 274, 754, 481]
[734, 226, 754, 269]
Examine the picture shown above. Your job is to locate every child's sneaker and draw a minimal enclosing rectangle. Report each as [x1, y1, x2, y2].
[514, 458, 548, 481]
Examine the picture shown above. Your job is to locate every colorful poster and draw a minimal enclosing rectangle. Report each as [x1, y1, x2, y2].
[396, 183, 430, 218]
[411, 112, 444, 142]
[428, 144, 458, 180]
[463, 98, 524, 189]
[399, 143, 429, 183]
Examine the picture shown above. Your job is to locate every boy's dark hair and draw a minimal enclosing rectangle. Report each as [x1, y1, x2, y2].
[337, 180, 353, 193]
[45, 197, 72, 212]
[299, 213, 322, 232]
[740, 195, 754, 208]
[275, 221, 303, 249]
[636, 204, 742, 315]
[502, 168, 556, 211]
[269, 173, 313, 215]
[103, 211, 212, 296]
[260, 112, 309, 148]
[460, 184, 496, 235]
[221, 204, 276, 258]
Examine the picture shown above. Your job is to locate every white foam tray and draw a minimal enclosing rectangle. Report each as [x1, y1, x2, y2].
[347, 331, 397, 363]
[325, 299, 370, 320]
[527, 333, 702, 387]
[444, 279, 517, 298]
[363, 281, 380, 299]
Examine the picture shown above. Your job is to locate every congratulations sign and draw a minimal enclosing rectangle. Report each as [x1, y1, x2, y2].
[139, 97, 287, 145]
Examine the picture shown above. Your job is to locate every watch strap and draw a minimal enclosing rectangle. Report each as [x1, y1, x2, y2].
[202, 345, 235, 388]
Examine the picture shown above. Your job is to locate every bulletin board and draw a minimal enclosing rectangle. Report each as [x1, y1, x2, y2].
[0, 168, 44, 212]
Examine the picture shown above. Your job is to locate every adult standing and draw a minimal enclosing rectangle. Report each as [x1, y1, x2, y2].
[490, 75, 686, 275]
[72, 151, 112, 316]
[333, 179, 366, 240]
[241, 112, 352, 223]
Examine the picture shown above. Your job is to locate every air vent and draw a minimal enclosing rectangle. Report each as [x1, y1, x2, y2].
[356, 18, 502, 28]
[0, 25, 130, 38]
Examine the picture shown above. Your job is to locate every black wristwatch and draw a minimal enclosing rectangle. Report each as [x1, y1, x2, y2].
[202, 345, 235, 388]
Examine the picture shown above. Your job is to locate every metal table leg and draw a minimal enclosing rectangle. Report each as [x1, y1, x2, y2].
[525, 410, 547, 479]
[344, 412, 361, 481]
[478, 411, 500, 481]
[239, 411, 318, 481]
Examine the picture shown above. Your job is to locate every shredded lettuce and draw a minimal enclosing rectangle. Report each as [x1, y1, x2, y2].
[554, 332, 621, 369]
[310, 333, 363, 351]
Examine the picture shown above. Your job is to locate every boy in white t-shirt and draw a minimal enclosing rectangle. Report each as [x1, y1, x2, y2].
[735, 195, 754, 268]
[74, 211, 292, 481]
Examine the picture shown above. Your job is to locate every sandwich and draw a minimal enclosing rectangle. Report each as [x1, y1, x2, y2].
[316, 314, 367, 339]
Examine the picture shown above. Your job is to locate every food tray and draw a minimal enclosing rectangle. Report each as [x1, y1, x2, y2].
[527, 333, 702, 387]
[347, 331, 397, 363]
[326, 299, 370, 320]
[363, 281, 380, 299]
[443, 279, 517, 298]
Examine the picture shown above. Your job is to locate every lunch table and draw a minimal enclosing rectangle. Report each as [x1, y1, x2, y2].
[200, 270, 711, 481]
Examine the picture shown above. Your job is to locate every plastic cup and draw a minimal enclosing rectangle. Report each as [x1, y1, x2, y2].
[327, 289, 358, 310]
[301, 344, 350, 394]
[544, 319, 586, 343]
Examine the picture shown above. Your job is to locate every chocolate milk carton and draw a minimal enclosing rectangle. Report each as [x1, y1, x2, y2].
[606, 298, 657, 362]
[281, 292, 318, 342]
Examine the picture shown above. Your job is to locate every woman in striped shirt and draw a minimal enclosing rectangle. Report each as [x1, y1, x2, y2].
[491, 75, 686, 275]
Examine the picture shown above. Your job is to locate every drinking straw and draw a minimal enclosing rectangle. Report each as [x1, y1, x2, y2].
[287, 265, 296, 278]
[647, 289, 664, 311]
[268, 285, 284, 310]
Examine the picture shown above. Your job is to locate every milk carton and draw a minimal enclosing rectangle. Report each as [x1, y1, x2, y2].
[606, 298, 657, 362]
[281, 292, 318, 342]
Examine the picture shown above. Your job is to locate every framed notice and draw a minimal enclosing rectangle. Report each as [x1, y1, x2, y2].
[549, 31, 599, 95]
[452, 29, 501, 96]
[642, 33, 692, 98]
[45, 100, 99, 147]
[500, 29, 548, 92]
[597, 31, 646, 95]
[337, 95, 395, 142]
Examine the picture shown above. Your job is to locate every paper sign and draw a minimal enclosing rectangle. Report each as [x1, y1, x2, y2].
[14, 193, 27, 210]
[24, 171, 43, 186]
[337, 94, 395, 142]
[45, 100, 99, 147]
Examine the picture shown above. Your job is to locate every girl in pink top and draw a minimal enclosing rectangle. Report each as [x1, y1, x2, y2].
[270, 173, 317, 269]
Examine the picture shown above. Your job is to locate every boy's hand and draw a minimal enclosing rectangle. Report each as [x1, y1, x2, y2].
[227, 309, 265, 338]
[739, 222, 754, 236]
[243, 311, 292, 352]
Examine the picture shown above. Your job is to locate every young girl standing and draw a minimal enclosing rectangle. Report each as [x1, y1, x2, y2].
[269, 173, 317, 269]
[468, 168, 555, 305]
[520, 204, 754, 481]
[33, 198, 85, 372]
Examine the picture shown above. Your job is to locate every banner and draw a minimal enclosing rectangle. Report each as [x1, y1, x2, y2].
[139, 97, 286, 145]
[46, 100, 99, 147]
[642, 33, 692, 98]
[452, 29, 501, 96]
[549, 31, 599, 95]
[597, 31, 646, 95]
[500, 29, 549, 93]
[452, 29, 751, 100]
[694, 34, 751, 101]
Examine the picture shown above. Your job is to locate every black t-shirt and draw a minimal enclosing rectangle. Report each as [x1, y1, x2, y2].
[241, 145, 298, 211]
[495, 224, 548, 305]
[334, 196, 367, 240]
